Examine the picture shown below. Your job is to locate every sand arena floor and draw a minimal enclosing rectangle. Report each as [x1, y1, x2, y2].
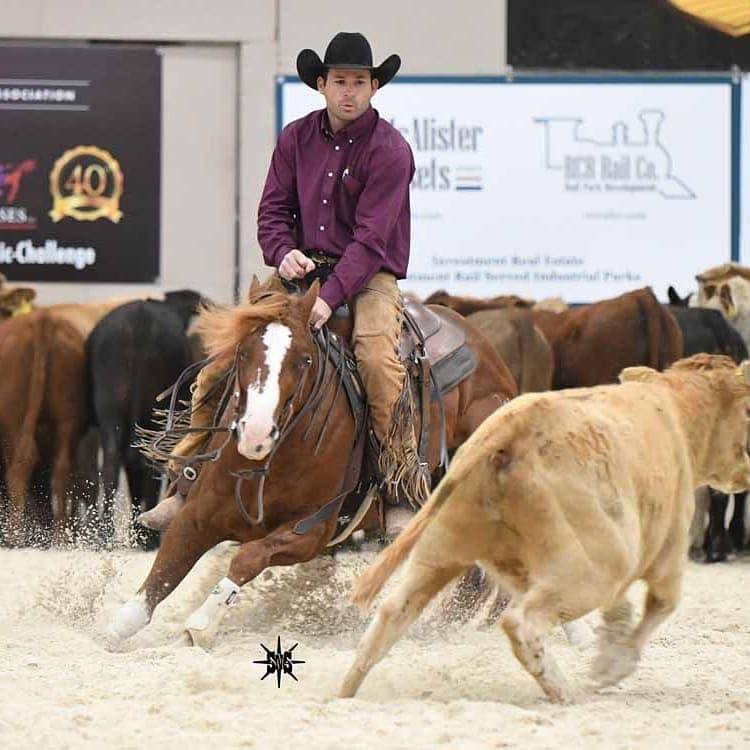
[1, 542, 749, 750]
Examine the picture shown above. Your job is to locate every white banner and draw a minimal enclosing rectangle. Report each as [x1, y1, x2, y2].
[280, 79, 732, 302]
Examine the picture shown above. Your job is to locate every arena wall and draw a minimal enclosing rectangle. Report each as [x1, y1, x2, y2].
[0, 0, 508, 304]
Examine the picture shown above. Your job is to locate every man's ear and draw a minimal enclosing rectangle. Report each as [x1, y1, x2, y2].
[619, 366, 659, 384]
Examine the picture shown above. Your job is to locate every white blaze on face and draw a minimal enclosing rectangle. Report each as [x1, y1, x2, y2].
[237, 322, 292, 460]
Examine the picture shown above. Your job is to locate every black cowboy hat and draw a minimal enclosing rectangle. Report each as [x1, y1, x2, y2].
[296, 32, 401, 90]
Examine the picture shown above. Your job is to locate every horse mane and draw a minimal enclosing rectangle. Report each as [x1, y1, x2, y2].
[196, 290, 291, 365]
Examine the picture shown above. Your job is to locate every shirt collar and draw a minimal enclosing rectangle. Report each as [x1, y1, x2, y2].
[320, 106, 378, 142]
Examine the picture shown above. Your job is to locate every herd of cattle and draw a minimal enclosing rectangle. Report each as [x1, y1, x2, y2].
[0, 263, 748, 565]
[0, 278, 203, 548]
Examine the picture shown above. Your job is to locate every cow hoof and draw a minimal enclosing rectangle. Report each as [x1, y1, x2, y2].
[591, 642, 639, 688]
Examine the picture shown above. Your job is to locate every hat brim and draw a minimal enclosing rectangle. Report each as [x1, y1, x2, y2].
[296, 50, 401, 90]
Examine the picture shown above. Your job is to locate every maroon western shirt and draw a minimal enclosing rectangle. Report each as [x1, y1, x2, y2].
[257, 106, 415, 310]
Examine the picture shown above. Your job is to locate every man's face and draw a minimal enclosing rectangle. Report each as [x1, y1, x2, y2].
[316, 68, 379, 128]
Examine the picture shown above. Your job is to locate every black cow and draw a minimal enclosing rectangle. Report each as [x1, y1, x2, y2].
[87, 290, 203, 548]
[668, 285, 748, 561]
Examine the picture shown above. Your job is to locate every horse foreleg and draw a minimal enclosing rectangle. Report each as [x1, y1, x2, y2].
[185, 518, 333, 648]
[106, 503, 222, 643]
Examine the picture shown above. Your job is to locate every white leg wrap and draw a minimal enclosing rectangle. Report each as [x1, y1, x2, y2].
[185, 577, 241, 648]
[107, 594, 150, 641]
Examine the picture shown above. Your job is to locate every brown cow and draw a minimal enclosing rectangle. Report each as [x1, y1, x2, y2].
[531, 287, 683, 388]
[467, 308, 554, 393]
[424, 290, 533, 315]
[341, 354, 750, 702]
[0, 299, 142, 545]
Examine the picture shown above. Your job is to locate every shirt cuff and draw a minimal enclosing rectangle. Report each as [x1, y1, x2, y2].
[272, 246, 292, 268]
[319, 275, 346, 311]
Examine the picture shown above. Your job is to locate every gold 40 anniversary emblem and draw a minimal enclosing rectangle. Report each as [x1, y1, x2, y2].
[49, 145, 123, 223]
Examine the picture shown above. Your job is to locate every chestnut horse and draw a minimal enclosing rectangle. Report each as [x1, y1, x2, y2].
[106, 281, 516, 647]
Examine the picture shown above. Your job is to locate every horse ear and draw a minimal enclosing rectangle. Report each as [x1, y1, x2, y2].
[299, 279, 320, 319]
[247, 275, 261, 300]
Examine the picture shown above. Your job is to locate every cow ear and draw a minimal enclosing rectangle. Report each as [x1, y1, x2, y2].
[667, 286, 684, 306]
[720, 283, 736, 318]
[619, 366, 658, 384]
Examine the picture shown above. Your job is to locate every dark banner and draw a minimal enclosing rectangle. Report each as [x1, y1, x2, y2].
[0, 45, 161, 282]
[509, 1, 750, 71]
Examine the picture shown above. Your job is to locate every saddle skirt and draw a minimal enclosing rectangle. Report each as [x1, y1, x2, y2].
[329, 298, 477, 408]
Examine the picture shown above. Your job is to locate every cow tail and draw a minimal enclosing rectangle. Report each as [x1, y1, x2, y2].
[17, 314, 49, 466]
[636, 289, 663, 370]
[350, 477, 454, 611]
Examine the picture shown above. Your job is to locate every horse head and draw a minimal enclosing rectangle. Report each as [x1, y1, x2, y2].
[197, 279, 320, 461]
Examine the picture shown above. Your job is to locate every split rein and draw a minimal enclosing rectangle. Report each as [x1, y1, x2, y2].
[151, 326, 359, 529]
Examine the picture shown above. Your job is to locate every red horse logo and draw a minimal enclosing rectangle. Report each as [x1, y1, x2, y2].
[0, 159, 37, 203]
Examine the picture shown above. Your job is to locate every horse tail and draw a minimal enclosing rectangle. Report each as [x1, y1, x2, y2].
[350, 476, 454, 611]
[17, 313, 50, 467]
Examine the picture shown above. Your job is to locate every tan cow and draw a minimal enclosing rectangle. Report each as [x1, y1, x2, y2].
[692, 263, 750, 351]
[340, 354, 750, 702]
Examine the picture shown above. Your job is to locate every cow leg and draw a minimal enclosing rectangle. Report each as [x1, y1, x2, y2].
[124, 447, 159, 550]
[339, 559, 465, 698]
[688, 486, 710, 559]
[50, 420, 79, 546]
[184, 519, 333, 649]
[106, 502, 222, 643]
[500, 587, 574, 703]
[705, 490, 731, 563]
[590, 599, 636, 687]
[98, 426, 123, 546]
[4, 444, 34, 547]
[728, 491, 747, 553]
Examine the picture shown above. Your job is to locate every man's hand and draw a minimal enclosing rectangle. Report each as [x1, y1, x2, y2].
[309, 297, 332, 330]
[279, 249, 315, 280]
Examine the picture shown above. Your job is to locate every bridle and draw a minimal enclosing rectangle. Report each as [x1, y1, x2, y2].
[150, 324, 367, 531]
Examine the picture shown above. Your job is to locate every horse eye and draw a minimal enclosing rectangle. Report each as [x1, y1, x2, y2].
[301, 355, 313, 367]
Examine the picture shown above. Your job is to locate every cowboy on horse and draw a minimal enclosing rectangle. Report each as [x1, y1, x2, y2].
[140, 32, 421, 535]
